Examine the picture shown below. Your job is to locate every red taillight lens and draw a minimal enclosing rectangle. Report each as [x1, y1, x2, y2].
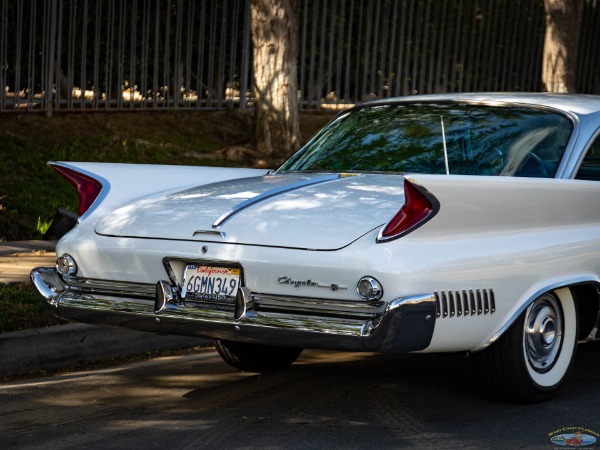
[377, 179, 438, 242]
[50, 164, 103, 217]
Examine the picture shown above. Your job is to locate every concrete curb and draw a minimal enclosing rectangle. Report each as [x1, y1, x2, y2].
[0, 323, 209, 378]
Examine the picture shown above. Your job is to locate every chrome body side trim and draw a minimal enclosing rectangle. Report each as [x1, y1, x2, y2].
[31, 267, 436, 353]
[212, 174, 342, 228]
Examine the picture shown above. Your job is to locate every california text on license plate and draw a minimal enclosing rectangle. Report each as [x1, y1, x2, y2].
[180, 264, 241, 301]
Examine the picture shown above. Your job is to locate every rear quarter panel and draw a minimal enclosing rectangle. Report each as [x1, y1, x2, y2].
[393, 174, 600, 351]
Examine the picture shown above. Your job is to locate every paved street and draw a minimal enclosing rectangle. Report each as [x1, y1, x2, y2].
[2, 343, 600, 449]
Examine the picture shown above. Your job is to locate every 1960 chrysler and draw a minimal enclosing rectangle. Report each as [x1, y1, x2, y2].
[32, 93, 600, 402]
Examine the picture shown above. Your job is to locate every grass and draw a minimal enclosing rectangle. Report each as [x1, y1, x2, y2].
[0, 283, 66, 332]
[0, 109, 335, 331]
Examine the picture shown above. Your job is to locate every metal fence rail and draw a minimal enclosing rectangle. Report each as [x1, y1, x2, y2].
[0, 0, 599, 115]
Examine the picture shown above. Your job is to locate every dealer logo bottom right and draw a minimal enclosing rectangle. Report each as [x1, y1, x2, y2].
[550, 428, 599, 447]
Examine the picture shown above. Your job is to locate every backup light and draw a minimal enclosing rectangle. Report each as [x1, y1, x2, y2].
[377, 179, 439, 243]
[56, 254, 77, 276]
[357, 276, 383, 301]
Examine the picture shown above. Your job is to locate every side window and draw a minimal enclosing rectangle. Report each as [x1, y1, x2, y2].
[576, 135, 600, 181]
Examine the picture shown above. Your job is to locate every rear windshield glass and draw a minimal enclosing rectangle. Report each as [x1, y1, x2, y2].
[278, 103, 572, 177]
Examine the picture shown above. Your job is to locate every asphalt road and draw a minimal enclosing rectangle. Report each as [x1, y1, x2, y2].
[2, 343, 600, 449]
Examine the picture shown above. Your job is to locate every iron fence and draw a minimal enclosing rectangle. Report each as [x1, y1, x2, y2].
[0, 0, 599, 115]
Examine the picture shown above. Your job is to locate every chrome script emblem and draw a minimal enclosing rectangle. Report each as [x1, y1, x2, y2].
[277, 276, 347, 291]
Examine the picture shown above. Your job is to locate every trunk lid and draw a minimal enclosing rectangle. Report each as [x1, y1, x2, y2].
[95, 173, 406, 250]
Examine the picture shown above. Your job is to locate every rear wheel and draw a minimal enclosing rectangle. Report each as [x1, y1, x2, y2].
[478, 289, 577, 403]
[214, 339, 303, 372]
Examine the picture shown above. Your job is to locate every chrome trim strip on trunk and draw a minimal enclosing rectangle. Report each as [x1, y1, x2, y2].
[212, 174, 342, 228]
[31, 267, 436, 353]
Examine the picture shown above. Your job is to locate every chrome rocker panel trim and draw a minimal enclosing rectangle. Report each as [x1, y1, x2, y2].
[31, 267, 436, 353]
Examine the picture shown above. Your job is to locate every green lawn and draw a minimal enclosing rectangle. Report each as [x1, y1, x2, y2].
[0, 283, 65, 332]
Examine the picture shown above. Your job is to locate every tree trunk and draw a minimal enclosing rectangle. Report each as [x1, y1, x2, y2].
[541, 0, 583, 93]
[251, 0, 301, 164]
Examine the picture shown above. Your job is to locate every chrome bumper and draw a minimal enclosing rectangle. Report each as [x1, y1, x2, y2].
[31, 267, 436, 353]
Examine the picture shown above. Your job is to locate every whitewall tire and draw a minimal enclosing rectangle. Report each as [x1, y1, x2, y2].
[478, 288, 577, 403]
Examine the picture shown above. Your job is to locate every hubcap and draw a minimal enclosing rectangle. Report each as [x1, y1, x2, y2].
[524, 296, 563, 373]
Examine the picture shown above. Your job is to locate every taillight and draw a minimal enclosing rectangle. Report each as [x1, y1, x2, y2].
[50, 164, 103, 217]
[377, 179, 439, 243]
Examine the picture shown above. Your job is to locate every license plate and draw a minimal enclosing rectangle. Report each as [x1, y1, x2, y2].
[180, 264, 241, 301]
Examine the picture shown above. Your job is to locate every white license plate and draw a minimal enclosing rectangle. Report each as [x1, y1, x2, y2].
[180, 264, 241, 301]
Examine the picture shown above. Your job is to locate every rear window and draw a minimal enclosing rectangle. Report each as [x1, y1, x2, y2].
[279, 103, 572, 178]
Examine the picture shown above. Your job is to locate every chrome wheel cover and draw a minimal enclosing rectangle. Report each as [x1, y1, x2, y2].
[523, 295, 563, 373]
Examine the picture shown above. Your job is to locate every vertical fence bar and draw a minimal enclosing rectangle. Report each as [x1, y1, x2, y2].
[403, 0, 415, 95]
[376, 0, 387, 98]
[162, 0, 171, 107]
[430, 0, 443, 93]
[80, 0, 88, 110]
[128, 0, 137, 109]
[334, 0, 345, 103]
[152, 0, 162, 109]
[206, 0, 216, 107]
[105, 0, 114, 109]
[54, 0, 63, 110]
[45, 0, 57, 115]
[173, 0, 183, 108]
[325, 0, 336, 101]
[116, 0, 124, 108]
[299, 0, 307, 107]
[196, 0, 206, 108]
[343, 0, 354, 103]
[0, 0, 6, 111]
[68, 0, 75, 108]
[27, 0, 36, 110]
[140, 0, 149, 109]
[92, 0, 100, 108]
[361, 0, 372, 100]
[352, 0, 363, 102]
[185, 0, 195, 108]
[394, 0, 406, 96]
[41, 0, 47, 112]
[307, 0, 318, 108]
[529, 0, 545, 91]
[14, 0, 22, 109]
[240, 0, 251, 109]
[418, 0, 431, 94]
[316, 0, 328, 108]
[227, 0, 239, 108]
[217, 1, 227, 108]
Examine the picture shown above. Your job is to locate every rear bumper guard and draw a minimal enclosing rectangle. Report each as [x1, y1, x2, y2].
[31, 266, 436, 353]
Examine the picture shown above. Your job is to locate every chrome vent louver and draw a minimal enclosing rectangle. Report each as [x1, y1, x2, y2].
[435, 289, 495, 318]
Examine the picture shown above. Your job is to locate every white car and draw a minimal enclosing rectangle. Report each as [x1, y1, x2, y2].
[32, 93, 600, 403]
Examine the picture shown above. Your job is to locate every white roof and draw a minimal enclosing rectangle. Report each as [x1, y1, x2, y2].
[368, 92, 600, 116]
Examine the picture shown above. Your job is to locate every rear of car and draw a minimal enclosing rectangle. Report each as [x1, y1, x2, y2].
[32, 94, 600, 403]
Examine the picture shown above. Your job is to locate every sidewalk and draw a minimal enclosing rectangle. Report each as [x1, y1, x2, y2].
[0, 241, 205, 378]
[0, 240, 56, 283]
